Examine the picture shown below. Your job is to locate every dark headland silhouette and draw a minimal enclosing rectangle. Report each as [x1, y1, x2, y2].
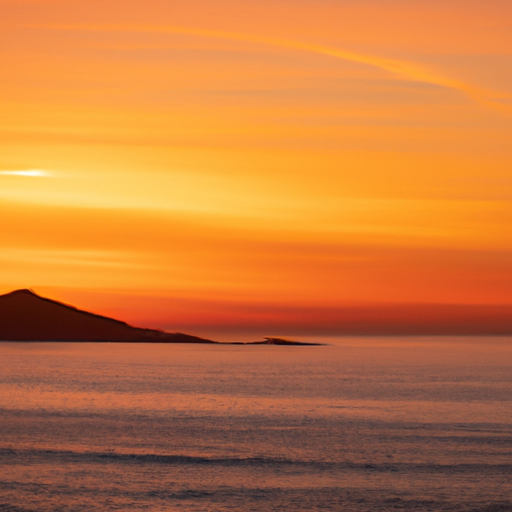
[0, 289, 320, 345]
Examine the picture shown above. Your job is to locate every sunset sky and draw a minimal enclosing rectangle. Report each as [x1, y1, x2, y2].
[1, 0, 511, 339]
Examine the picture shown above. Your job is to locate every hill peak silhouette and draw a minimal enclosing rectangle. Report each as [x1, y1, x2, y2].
[4, 288, 38, 298]
[0, 289, 214, 343]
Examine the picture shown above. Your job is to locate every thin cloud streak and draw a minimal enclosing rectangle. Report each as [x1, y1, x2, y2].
[0, 247, 149, 270]
[27, 23, 512, 113]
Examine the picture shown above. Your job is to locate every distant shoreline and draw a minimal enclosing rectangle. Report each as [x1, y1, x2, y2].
[0, 289, 326, 346]
[0, 337, 325, 346]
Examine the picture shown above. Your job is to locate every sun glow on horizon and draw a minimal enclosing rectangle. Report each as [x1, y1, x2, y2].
[0, 170, 52, 177]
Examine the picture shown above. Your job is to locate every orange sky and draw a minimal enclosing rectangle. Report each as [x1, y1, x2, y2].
[1, 0, 512, 338]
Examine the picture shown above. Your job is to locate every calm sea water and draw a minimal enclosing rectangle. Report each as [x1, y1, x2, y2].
[0, 337, 511, 511]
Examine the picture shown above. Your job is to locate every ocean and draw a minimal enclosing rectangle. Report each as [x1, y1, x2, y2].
[0, 337, 511, 511]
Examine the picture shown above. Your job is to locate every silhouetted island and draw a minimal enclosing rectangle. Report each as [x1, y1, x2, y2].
[235, 337, 324, 346]
[0, 289, 322, 346]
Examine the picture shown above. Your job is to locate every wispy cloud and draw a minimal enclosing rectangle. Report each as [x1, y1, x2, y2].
[1, 248, 143, 269]
[0, 170, 52, 177]
[27, 23, 512, 114]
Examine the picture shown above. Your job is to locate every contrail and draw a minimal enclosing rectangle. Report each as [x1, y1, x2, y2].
[29, 23, 512, 113]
